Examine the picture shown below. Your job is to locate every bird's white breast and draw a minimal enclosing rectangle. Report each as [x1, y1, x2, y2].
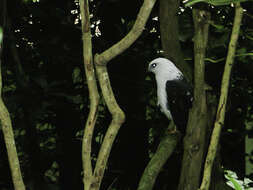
[156, 77, 172, 119]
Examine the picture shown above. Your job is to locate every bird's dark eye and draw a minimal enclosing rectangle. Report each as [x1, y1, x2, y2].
[151, 63, 157, 68]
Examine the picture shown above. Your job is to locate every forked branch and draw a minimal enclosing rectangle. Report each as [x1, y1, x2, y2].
[80, 0, 157, 190]
[93, 0, 157, 188]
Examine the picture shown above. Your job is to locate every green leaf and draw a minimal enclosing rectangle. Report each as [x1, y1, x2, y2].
[209, 22, 225, 30]
[227, 176, 243, 190]
[185, 0, 251, 7]
[225, 170, 244, 190]
[185, 0, 207, 7]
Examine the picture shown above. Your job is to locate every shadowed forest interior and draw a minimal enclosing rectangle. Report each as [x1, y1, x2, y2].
[0, 0, 253, 190]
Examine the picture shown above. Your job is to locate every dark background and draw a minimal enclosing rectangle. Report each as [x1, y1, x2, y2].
[0, 0, 253, 189]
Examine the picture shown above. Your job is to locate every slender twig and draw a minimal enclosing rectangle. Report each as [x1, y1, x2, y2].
[79, 1, 100, 190]
[199, 3, 243, 190]
[185, 53, 253, 63]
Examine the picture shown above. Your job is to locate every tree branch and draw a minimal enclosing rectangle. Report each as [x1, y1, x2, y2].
[199, 4, 243, 190]
[0, 103, 26, 190]
[94, 0, 157, 65]
[137, 123, 179, 190]
[92, 63, 125, 190]
[79, 1, 100, 190]
[90, 0, 157, 189]
[0, 1, 26, 190]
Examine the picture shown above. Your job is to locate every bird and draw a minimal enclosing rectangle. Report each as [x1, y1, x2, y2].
[148, 57, 193, 131]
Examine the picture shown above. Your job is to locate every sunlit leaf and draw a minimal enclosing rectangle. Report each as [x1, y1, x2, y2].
[225, 170, 244, 190]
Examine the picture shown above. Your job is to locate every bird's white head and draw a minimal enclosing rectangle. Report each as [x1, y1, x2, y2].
[148, 58, 183, 81]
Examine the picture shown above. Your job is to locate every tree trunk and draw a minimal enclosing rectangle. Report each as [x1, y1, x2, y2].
[0, 1, 26, 189]
[178, 8, 210, 190]
[160, 0, 192, 82]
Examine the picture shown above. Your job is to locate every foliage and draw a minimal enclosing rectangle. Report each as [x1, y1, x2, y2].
[184, 0, 250, 7]
[225, 170, 253, 190]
